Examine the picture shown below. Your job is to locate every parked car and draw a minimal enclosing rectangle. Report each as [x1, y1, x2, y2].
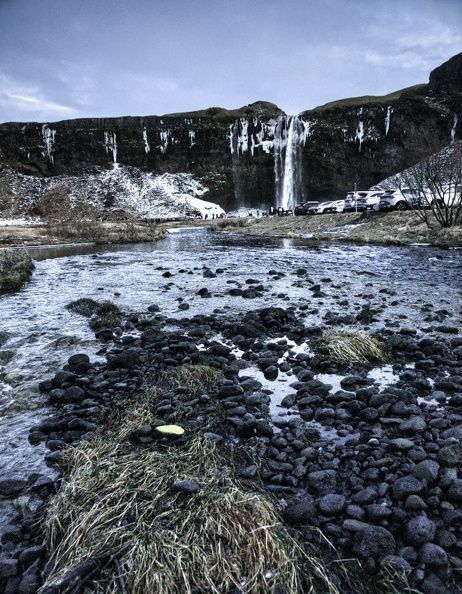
[344, 191, 383, 212]
[422, 183, 462, 208]
[306, 203, 321, 215]
[294, 201, 319, 215]
[355, 191, 384, 211]
[378, 188, 421, 211]
[316, 200, 345, 214]
[343, 192, 356, 211]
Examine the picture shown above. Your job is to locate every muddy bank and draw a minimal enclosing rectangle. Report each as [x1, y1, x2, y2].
[214, 212, 462, 247]
[0, 220, 167, 248]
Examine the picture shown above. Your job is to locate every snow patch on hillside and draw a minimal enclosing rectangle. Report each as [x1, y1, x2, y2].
[0, 166, 225, 222]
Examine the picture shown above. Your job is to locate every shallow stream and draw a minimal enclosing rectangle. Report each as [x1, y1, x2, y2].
[1, 228, 462, 480]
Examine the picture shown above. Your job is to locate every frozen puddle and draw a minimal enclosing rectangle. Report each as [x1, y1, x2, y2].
[241, 363, 400, 419]
[317, 364, 399, 394]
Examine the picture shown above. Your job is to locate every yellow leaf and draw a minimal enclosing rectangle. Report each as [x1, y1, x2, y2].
[154, 425, 185, 437]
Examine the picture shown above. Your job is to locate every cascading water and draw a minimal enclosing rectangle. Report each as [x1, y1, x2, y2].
[227, 114, 311, 213]
[274, 115, 310, 212]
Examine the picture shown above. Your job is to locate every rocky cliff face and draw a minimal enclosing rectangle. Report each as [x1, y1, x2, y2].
[0, 54, 461, 217]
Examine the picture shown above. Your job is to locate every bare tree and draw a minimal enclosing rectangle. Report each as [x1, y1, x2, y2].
[400, 141, 462, 228]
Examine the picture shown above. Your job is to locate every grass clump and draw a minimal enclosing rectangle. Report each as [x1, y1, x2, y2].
[318, 329, 389, 366]
[146, 364, 224, 396]
[40, 426, 327, 594]
[66, 297, 101, 317]
[89, 300, 122, 330]
[66, 298, 122, 329]
[212, 217, 248, 231]
[0, 249, 34, 293]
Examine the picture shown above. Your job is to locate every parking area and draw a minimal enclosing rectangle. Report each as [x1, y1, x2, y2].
[293, 186, 457, 216]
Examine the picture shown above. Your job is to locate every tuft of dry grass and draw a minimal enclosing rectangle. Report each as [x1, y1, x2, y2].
[0, 248, 34, 293]
[318, 329, 389, 366]
[38, 366, 415, 594]
[145, 364, 224, 396]
[40, 421, 341, 594]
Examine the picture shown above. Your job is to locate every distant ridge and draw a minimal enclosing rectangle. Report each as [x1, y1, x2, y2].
[305, 84, 427, 113]
[163, 101, 284, 119]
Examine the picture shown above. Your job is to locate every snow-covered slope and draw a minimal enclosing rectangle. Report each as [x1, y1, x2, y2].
[0, 166, 225, 219]
[369, 141, 462, 191]
[0, 166, 226, 222]
[66, 166, 225, 219]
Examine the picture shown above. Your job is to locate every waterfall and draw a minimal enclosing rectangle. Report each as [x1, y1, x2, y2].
[274, 115, 310, 212]
[451, 113, 458, 144]
[143, 128, 150, 153]
[385, 106, 393, 137]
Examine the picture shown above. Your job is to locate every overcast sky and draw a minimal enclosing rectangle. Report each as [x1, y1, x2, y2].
[0, 0, 461, 124]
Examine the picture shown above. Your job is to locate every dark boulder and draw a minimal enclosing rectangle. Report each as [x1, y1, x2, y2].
[0, 478, 28, 497]
[353, 526, 396, 560]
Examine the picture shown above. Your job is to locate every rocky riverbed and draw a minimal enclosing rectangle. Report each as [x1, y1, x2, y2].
[1, 223, 462, 593]
[1, 268, 461, 593]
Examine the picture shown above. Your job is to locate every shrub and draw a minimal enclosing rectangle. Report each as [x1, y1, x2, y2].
[0, 249, 34, 293]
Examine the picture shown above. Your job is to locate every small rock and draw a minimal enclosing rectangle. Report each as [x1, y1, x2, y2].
[172, 480, 200, 494]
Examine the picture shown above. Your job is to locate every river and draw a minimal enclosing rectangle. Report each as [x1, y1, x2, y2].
[1, 228, 462, 480]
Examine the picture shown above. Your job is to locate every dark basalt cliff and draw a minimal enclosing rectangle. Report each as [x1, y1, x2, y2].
[0, 54, 461, 213]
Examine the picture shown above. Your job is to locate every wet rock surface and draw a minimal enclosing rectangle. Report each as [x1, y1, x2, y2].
[1, 294, 462, 593]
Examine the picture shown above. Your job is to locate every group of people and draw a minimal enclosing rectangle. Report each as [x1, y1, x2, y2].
[244, 206, 293, 217]
[269, 206, 292, 216]
[203, 212, 225, 220]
